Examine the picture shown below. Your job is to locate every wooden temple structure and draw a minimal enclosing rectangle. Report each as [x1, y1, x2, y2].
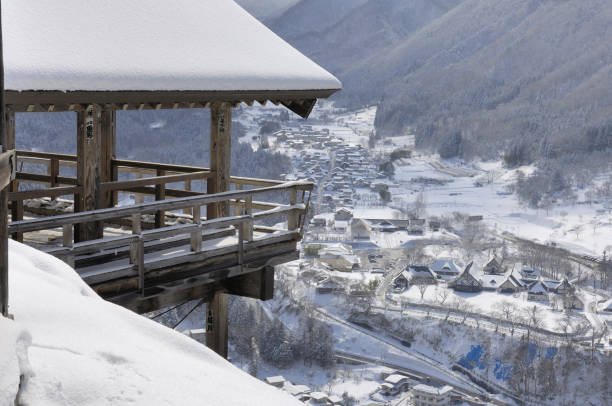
[0, 1, 340, 357]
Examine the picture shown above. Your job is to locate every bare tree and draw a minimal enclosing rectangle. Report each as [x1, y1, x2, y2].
[436, 288, 450, 306]
[455, 298, 473, 324]
[417, 282, 429, 302]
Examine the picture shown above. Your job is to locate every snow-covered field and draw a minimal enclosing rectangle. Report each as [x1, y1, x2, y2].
[391, 285, 586, 333]
[389, 154, 612, 257]
[0, 241, 302, 405]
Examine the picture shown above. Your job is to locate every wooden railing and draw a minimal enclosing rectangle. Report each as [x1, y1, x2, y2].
[8, 180, 312, 294]
[9, 151, 295, 234]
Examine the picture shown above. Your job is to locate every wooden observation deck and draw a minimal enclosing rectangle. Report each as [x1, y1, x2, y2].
[0, 1, 341, 358]
[8, 151, 313, 314]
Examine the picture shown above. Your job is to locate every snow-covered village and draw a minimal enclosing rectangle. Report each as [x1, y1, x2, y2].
[2, 1, 612, 406]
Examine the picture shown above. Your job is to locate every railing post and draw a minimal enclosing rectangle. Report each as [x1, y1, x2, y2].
[183, 179, 192, 214]
[130, 214, 141, 265]
[49, 157, 59, 189]
[134, 171, 144, 204]
[190, 204, 202, 252]
[10, 198, 23, 242]
[155, 169, 166, 228]
[137, 237, 145, 297]
[62, 224, 74, 268]
[237, 223, 244, 271]
[288, 187, 298, 231]
[243, 194, 253, 242]
[111, 160, 118, 206]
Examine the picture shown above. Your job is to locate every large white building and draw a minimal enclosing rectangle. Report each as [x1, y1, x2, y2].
[412, 384, 453, 406]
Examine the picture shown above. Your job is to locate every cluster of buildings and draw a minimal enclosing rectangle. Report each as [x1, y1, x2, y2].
[264, 372, 455, 405]
[264, 376, 343, 405]
[303, 242, 361, 272]
[393, 258, 585, 310]
[309, 206, 435, 242]
[276, 126, 390, 213]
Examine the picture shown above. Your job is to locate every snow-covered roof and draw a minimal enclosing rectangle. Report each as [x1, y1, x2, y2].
[529, 280, 548, 295]
[309, 392, 329, 401]
[407, 265, 436, 279]
[600, 299, 612, 312]
[266, 376, 286, 385]
[385, 374, 408, 385]
[413, 384, 453, 395]
[1, 241, 302, 405]
[3, 1, 340, 109]
[482, 275, 506, 289]
[430, 258, 460, 274]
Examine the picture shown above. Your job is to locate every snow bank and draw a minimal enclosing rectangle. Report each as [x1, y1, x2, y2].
[0, 241, 301, 405]
[3, 0, 341, 92]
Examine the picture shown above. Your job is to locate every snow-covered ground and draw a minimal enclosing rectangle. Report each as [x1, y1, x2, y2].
[392, 155, 612, 257]
[0, 241, 302, 405]
[391, 285, 586, 333]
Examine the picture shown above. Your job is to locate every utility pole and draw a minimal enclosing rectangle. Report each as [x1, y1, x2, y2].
[0, 0, 8, 317]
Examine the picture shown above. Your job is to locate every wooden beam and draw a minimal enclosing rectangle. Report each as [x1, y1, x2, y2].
[0, 10, 7, 315]
[75, 105, 103, 241]
[207, 102, 231, 220]
[206, 102, 232, 358]
[100, 250, 297, 314]
[6, 106, 20, 241]
[206, 291, 228, 358]
[100, 108, 116, 209]
[154, 169, 166, 228]
[225, 266, 274, 301]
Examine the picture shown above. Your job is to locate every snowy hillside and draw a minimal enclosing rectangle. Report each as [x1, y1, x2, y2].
[0, 241, 301, 406]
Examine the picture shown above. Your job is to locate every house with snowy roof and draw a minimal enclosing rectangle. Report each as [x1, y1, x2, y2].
[527, 280, 549, 302]
[413, 384, 453, 406]
[498, 273, 524, 293]
[599, 299, 612, 313]
[266, 376, 286, 388]
[483, 257, 504, 274]
[481, 274, 507, 291]
[334, 207, 353, 221]
[318, 244, 360, 271]
[406, 265, 438, 285]
[449, 262, 482, 292]
[429, 258, 461, 280]
[380, 374, 410, 396]
[554, 278, 575, 295]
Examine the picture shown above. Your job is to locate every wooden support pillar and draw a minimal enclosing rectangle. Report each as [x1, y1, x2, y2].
[75, 105, 103, 242]
[0, 9, 8, 317]
[0, 185, 7, 316]
[5, 108, 21, 242]
[205, 102, 231, 358]
[205, 291, 228, 358]
[100, 107, 116, 209]
[155, 169, 166, 228]
[206, 102, 231, 219]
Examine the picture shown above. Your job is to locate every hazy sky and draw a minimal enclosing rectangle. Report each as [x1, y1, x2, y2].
[235, 0, 299, 20]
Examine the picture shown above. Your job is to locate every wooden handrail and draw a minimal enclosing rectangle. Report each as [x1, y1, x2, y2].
[112, 158, 211, 174]
[8, 181, 312, 234]
[8, 186, 82, 201]
[100, 171, 210, 192]
[16, 150, 77, 161]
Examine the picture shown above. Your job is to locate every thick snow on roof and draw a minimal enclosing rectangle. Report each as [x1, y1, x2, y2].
[3, 1, 341, 92]
[0, 241, 301, 405]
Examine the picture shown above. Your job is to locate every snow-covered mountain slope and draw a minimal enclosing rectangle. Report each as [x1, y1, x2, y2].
[0, 240, 300, 406]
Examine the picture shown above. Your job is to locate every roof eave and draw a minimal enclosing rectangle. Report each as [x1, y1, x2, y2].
[5, 88, 341, 118]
